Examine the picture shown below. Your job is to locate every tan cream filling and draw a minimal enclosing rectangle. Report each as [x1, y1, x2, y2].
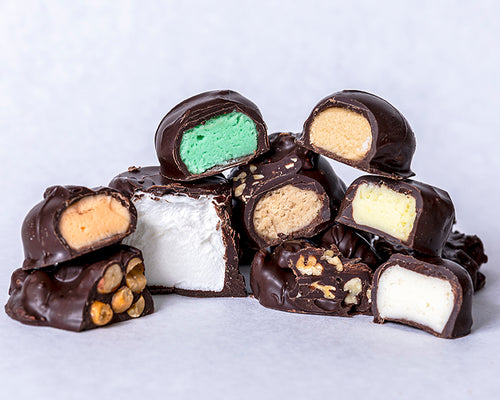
[253, 184, 323, 240]
[59, 194, 131, 250]
[310, 107, 372, 161]
[352, 183, 416, 241]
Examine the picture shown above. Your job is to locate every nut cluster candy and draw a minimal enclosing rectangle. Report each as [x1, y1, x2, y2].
[5, 88, 488, 339]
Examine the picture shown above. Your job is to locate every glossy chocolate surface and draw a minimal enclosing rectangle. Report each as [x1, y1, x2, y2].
[22, 185, 137, 270]
[372, 253, 473, 338]
[250, 240, 372, 316]
[336, 175, 455, 256]
[109, 166, 246, 297]
[299, 90, 416, 179]
[231, 132, 346, 249]
[155, 90, 269, 181]
[6, 245, 154, 332]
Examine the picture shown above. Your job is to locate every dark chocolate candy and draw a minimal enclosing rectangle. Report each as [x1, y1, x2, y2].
[299, 90, 416, 179]
[5, 245, 154, 332]
[250, 240, 372, 316]
[230, 132, 346, 249]
[336, 175, 455, 256]
[372, 253, 473, 339]
[319, 222, 381, 270]
[155, 90, 269, 181]
[22, 185, 137, 270]
[109, 166, 246, 297]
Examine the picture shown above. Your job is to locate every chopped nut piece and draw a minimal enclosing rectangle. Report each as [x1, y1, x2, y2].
[344, 277, 363, 305]
[90, 301, 113, 326]
[310, 282, 336, 299]
[296, 255, 323, 276]
[366, 288, 372, 303]
[285, 163, 295, 169]
[97, 263, 123, 294]
[253, 174, 264, 180]
[111, 286, 134, 313]
[126, 259, 147, 293]
[249, 164, 257, 173]
[234, 184, 246, 198]
[127, 296, 146, 318]
[232, 172, 247, 182]
[321, 251, 344, 271]
[290, 157, 298, 162]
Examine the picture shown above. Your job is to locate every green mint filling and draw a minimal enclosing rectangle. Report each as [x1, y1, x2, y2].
[179, 111, 259, 174]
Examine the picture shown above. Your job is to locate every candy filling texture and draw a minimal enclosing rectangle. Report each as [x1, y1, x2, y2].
[310, 107, 372, 161]
[253, 184, 323, 240]
[376, 265, 455, 334]
[123, 192, 226, 292]
[58, 195, 131, 250]
[179, 111, 258, 174]
[352, 183, 416, 241]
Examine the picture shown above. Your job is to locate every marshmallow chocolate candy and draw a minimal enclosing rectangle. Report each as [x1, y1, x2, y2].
[250, 240, 372, 316]
[22, 185, 136, 270]
[319, 222, 381, 270]
[155, 90, 269, 181]
[336, 175, 455, 256]
[372, 254, 473, 338]
[109, 166, 245, 297]
[299, 90, 416, 179]
[231, 132, 346, 249]
[5, 245, 154, 332]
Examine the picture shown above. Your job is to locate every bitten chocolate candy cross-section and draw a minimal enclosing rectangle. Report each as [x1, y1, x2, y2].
[22, 185, 137, 270]
[230, 132, 346, 249]
[109, 166, 246, 297]
[336, 176, 455, 256]
[250, 240, 373, 316]
[372, 254, 473, 339]
[155, 90, 269, 181]
[299, 90, 416, 179]
[5, 245, 154, 332]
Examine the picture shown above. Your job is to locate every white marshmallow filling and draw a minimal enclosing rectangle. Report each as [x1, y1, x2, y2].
[352, 182, 417, 241]
[123, 191, 226, 292]
[376, 265, 455, 334]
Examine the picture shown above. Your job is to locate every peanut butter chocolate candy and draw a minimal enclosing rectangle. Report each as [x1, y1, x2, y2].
[109, 166, 245, 297]
[299, 90, 416, 179]
[22, 186, 137, 270]
[250, 240, 372, 316]
[231, 132, 346, 249]
[372, 254, 473, 339]
[155, 90, 269, 181]
[5, 245, 154, 332]
[336, 176, 455, 256]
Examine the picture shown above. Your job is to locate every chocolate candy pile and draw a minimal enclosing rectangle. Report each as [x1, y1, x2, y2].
[5, 89, 488, 338]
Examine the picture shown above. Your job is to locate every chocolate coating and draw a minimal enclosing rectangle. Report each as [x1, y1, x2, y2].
[250, 240, 372, 316]
[230, 132, 346, 249]
[372, 253, 473, 338]
[22, 185, 137, 270]
[336, 175, 455, 256]
[5, 245, 154, 332]
[299, 90, 416, 179]
[319, 222, 381, 270]
[109, 166, 246, 297]
[155, 90, 269, 181]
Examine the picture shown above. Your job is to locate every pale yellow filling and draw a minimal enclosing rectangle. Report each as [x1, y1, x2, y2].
[253, 185, 323, 240]
[352, 183, 416, 241]
[310, 107, 372, 161]
[59, 195, 131, 250]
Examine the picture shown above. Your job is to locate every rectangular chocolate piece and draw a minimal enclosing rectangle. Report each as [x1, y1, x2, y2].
[250, 240, 372, 316]
[372, 254, 473, 338]
[22, 185, 137, 270]
[109, 166, 246, 297]
[5, 245, 154, 332]
[336, 175, 455, 256]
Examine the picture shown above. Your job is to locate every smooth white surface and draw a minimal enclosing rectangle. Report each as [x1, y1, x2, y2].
[377, 265, 454, 333]
[0, 1, 499, 399]
[124, 192, 226, 291]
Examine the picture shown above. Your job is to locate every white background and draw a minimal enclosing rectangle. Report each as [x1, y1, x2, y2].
[0, 1, 499, 399]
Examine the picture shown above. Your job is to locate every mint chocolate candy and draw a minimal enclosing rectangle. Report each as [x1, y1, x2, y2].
[155, 90, 269, 181]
